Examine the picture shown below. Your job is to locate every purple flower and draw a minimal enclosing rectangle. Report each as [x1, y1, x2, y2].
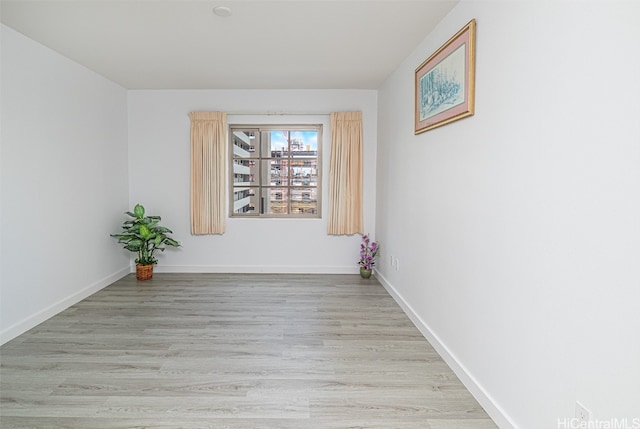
[358, 233, 380, 269]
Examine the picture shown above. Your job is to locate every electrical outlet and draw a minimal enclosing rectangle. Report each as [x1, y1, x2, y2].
[575, 401, 591, 423]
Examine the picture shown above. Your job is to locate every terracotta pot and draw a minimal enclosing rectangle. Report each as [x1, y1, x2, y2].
[136, 264, 153, 280]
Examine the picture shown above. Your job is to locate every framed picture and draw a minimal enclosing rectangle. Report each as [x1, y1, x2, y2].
[415, 19, 476, 134]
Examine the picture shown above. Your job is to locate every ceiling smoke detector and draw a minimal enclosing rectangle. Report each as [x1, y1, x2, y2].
[212, 6, 232, 17]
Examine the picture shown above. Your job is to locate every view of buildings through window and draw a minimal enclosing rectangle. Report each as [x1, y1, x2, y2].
[230, 125, 321, 217]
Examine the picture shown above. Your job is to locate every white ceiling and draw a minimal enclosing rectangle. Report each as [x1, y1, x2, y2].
[1, 0, 458, 90]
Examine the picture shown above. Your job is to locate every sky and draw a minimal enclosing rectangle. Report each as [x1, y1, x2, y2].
[270, 130, 318, 151]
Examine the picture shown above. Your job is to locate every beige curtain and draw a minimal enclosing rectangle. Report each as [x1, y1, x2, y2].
[328, 111, 363, 235]
[189, 111, 227, 235]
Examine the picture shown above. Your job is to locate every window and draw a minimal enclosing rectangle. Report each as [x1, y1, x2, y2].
[230, 125, 321, 217]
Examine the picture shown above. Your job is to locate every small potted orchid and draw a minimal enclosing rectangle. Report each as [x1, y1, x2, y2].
[358, 234, 379, 279]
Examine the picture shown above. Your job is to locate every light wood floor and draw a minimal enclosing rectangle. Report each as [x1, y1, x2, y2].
[0, 273, 498, 428]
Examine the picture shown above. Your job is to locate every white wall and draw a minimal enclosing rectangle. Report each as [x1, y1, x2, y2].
[376, 1, 640, 428]
[127, 90, 377, 273]
[0, 25, 130, 344]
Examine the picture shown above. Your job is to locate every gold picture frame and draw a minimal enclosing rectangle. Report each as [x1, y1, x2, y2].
[415, 19, 476, 134]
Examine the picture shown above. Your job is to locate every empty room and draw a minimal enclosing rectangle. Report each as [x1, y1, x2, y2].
[1, 1, 639, 428]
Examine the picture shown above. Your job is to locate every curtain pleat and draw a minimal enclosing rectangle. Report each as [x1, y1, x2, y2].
[189, 111, 227, 235]
[328, 111, 363, 235]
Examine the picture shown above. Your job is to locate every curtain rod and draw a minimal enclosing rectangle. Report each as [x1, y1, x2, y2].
[228, 111, 330, 116]
[188, 111, 331, 116]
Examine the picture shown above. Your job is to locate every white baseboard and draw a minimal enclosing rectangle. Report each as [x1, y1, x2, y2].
[155, 265, 360, 275]
[0, 266, 131, 345]
[374, 270, 517, 429]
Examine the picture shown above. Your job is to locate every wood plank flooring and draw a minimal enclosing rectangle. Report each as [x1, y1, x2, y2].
[0, 274, 498, 428]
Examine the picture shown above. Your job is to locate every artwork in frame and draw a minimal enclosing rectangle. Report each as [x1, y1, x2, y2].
[415, 19, 476, 134]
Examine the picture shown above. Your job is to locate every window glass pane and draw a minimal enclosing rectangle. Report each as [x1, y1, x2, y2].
[291, 187, 318, 215]
[232, 130, 257, 157]
[290, 130, 318, 154]
[290, 158, 317, 186]
[232, 187, 259, 214]
[269, 131, 289, 157]
[263, 159, 288, 186]
[262, 187, 289, 215]
[232, 159, 258, 185]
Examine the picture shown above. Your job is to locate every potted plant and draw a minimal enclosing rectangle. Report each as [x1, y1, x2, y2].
[111, 203, 181, 280]
[358, 234, 379, 279]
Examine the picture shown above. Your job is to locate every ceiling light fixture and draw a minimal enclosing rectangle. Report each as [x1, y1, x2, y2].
[212, 6, 232, 17]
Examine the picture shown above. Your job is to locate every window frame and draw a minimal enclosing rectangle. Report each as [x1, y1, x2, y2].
[229, 124, 322, 218]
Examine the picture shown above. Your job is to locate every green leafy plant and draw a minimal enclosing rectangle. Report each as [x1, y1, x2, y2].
[111, 204, 180, 266]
